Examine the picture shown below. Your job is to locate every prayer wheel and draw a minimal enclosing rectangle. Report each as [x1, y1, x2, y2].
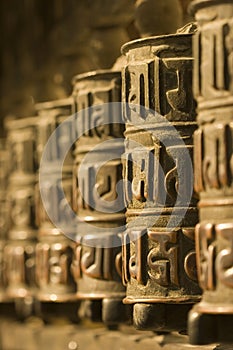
[121, 29, 201, 332]
[188, 0, 233, 344]
[72, 70, 130, 326]
[35, 98, 79, 322]
[5, 117, 38, 319]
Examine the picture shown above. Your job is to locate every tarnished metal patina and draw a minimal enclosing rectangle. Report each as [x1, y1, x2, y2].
[72, 70, 130, 326]
[188, 0, 233, 344]
[121, 30, 201, 332]
[35, 98, 79, 322]
[5, 117, 38, 318]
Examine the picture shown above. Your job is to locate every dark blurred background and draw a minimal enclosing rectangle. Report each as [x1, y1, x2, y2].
[0, 0, 192, 135]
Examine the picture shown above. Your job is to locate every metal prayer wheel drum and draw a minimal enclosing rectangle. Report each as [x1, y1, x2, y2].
[121, 31, 201, 332]
[0, 140, 9, 243]
[35, 99, 78, 323]
[36, 98, 74, 171]
[35, 98, 75, 238]
[188, 0, 233, 344]
[6, 117, 38, 241]
[5, 117, 38, 319]
[0, 140, 13, 312]
[0, 140, 10, 240]
[72, 71, 130, 326]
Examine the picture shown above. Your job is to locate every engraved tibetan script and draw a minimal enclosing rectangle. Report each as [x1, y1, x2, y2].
[196, 223, 216, 290]
[148, 231, 179, 287]
[123, 57, 193, 121]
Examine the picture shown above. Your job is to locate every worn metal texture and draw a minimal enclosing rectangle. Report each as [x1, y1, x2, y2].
[121, 29, 202, 332]
[5, 117, 39, 319]
[72, 70, 130, 326]
[35, 98, 79, 323]
[188, 0, 233, 345]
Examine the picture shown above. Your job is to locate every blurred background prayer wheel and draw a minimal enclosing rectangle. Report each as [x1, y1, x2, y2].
[35, 98, 79, 323]
[5, 117, 38, 319]
[0, 139, 15, 318]
[72, 70, 131, 327]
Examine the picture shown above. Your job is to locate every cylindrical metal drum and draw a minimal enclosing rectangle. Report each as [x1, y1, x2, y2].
[121, 31, 201, 332]
[72, 70, 130, 326]
[35, 98, 79, 323]
[5, 117, 38, 319]
[0, 139, 15, 316]
[188, 0, 233, 344]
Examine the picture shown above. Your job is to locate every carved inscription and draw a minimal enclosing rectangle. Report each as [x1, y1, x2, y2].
[121, 233, 131, 286]
[164, 58, 193, 113]
[38, 116, 73, 162]
[184, 251, 198, 282]
[193, 22, 232, 100]
[9, 129, 37, 175]
[148, 231, 179, 287]
[77, 161, 123, 212]
[37, 176, 74, 227]
[125, 144, 193, 207]
[81, 247, 113, 280]
[72, 243, 122, 282]
[76, 84, 122, 138]
[196, 222, 233, 290]
[122, 229, 198, 288]
[125, 148, 159, 204]
[128, 230, 147, 285]
[216, 223, 233, 288]
[121, 230, 147, 286]
[123, 60, 155, 120]
[196, 223, 217, 290]
[10, 187, 36, 229]
[4, 243, 35, 288]
[36, 242, 73, 288]
[194, 123, 233, 192]
[123, 56, 193, 121]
